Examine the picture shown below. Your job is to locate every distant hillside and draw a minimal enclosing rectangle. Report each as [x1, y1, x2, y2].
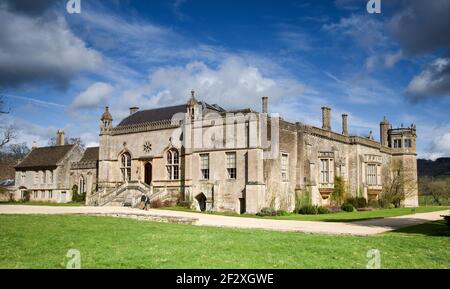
[418, 158, 450, 178]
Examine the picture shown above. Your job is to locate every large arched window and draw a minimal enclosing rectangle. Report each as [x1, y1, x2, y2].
[166, 149, 179, 180]
[121, 152, 132, 182]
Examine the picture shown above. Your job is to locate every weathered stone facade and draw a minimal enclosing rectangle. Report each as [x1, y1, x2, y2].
[89, 92, 418, 212]
[13, 138, 83, 203]
[11, 93, 418, 210]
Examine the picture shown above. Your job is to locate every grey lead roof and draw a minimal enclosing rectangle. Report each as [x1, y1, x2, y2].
[117, 102, 226, 127]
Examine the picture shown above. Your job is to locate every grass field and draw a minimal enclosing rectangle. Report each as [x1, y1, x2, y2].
[0, 214, 448, 269]
[0, 201, 84, 207]
[161, 206, 450, 222]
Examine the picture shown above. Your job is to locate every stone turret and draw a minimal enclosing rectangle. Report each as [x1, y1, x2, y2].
[388, 124, 418, 207]
[100, 106, 113, 135]
[187, 90, 199, 121]
[380, 117, 390, 147]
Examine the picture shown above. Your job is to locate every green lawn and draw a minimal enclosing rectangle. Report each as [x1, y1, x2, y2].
[0, 215, 448, 269]
[160, 206, 450, 222]
[0, 201, 84, 207]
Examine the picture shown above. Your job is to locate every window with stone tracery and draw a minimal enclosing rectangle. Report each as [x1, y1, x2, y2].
[120, 152, 132, 182]
[166, 149, 180, 180]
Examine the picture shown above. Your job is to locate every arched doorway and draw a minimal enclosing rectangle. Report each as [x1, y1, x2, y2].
[195, 193, 207, 212]
[144, 162, 152, 185]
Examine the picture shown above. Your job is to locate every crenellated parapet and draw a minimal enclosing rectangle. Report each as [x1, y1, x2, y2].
[112, 119, 182, 135]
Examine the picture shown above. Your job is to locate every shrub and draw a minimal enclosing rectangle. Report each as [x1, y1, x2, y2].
[378, 197, 390, 209]
[298, 205, 318, 215]
[256, 207, 277, 217]
[368, 199, 379, 208]
[331, 176, 347, 205]
[150, 199, 162, 208]
[276, 210, 289, 216]
[317, 206, 330, 214]
[162, 199, 175, 207]
[346, 197, 368, 209]
[341, 203, 355, 212]
[295, 191, 311, 213]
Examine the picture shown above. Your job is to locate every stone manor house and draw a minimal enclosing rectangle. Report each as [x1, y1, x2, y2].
[13, 91, 419, 212]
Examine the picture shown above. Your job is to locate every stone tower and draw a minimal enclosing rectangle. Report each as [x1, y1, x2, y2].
[98, 106, 113, 192]
[388, 124, 418, 207]
[380, 117, 390, 146]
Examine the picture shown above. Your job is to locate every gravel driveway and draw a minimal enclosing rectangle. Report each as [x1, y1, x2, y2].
[0, 205, 448, 236]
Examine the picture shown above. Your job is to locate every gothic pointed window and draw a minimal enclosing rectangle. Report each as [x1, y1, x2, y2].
[166, 149, 180, 180]
[120, 152, 132, 182]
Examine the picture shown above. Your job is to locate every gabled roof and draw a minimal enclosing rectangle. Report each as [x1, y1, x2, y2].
[79, 147, 99, 163]
[117, 104, 187, 127]
[117, 101, 226, 127]
[15, 145, 75, 170]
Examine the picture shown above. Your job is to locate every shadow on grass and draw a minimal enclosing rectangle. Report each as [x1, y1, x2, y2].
[388, 220, 450, 237]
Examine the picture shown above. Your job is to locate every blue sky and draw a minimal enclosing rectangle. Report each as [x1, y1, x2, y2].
[1, 0, 450, 159]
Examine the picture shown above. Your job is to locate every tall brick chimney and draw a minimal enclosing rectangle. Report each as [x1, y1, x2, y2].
[322, 107, 331, 131]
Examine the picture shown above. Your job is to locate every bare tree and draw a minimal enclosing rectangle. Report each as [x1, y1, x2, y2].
[419, 176, 450, 205]
[0, 95, 15, 149]
[0, 143, 30, 164]
[381, 161, 417, 207]
[48, 136, 86, 150]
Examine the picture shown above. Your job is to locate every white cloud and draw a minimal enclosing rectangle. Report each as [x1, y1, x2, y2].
[406, 57, 450, 99]
[72, 82, 114, 109]
[0, 7, 103, 87]
[106, 57, 305, 120]
[424, 132, 450, 160]
[322, 14, 387, 49]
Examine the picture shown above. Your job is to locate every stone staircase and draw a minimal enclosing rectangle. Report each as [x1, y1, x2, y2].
[97, 181, 155, 207]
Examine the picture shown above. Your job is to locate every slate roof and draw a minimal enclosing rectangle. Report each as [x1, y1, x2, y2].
[117, 101, 226, 127]
[71, 147, 99, 170]
[117, 104, 187, 127]
[15, 145, 75, 170]
[79, 147, 99, 163]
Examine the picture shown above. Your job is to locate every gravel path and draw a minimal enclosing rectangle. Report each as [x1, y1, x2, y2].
[0, 205, 448, 236]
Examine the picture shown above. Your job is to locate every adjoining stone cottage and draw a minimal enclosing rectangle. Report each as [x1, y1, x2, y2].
[12, 91, 419, 212]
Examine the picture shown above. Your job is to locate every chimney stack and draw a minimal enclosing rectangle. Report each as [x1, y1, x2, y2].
[129, 107, 139, 115]
[262, 96, 268, 114]
[56, 129, 65, 146]
[32, 141, 37, 150]
[342, 113, 348, 136]
[322, 106, 331, 131]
